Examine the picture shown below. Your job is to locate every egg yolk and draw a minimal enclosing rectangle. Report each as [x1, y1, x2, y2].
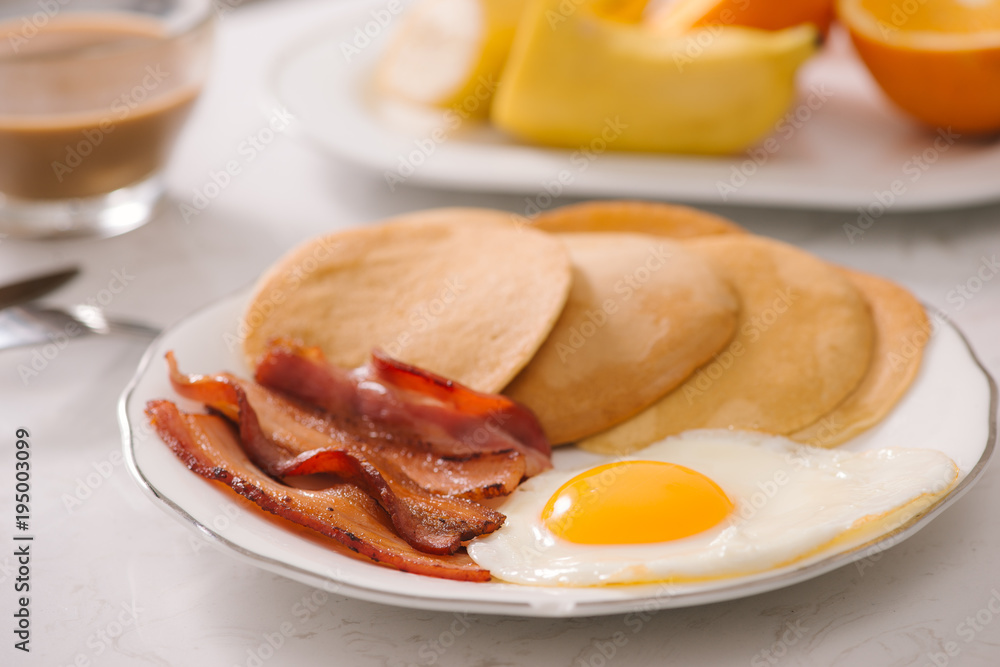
[541, 461, 733, 545]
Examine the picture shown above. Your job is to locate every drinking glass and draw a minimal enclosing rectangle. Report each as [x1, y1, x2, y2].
[0, 0, 214, 238]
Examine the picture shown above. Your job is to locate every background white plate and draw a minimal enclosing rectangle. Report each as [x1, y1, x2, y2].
[267, 1, 1000, 212]
[120, 290, 995, 617]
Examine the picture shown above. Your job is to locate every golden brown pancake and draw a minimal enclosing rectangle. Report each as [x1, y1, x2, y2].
[533, 200, 746, 238]
[503, 233, 739, 444]
[579, 235, 875, 455]
[241, 207, 572, 393]
[790, 269, 929, 448]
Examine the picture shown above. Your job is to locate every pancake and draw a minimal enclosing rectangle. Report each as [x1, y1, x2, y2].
[503, 233, 739, 444]
[533, 200, 746, 238]
[241, 207, 572, 393]
[579, 234, 876, 455]
[790, 269, 929, 448]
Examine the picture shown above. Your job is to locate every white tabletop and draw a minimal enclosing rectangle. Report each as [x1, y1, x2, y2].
[3, 1, 1000, 665]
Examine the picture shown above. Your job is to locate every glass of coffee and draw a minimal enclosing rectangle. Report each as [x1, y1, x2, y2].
[0, 0, 213, 238]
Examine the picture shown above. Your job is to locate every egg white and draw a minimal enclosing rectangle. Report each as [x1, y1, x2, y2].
[466, 430, 959, 587]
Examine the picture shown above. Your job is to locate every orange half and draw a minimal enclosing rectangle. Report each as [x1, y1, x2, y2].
[838, 0, 1000, 134]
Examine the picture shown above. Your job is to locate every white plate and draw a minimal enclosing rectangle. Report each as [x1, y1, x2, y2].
[266, 1, 1000, 212]
[120, 288, 995, 617]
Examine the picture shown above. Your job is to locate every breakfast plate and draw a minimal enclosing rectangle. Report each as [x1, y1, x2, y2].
[120, 288, 996, 617]
[266, 0, 1000, 212]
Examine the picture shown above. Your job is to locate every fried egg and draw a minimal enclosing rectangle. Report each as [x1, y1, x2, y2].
[466, 430, 959, 586]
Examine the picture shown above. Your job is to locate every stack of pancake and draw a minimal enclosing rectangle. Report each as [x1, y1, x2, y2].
[241, 201, 928, 453]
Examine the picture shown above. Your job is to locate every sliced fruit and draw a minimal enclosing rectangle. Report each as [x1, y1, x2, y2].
[647, 0, 835, 37]
[376, 0, 528, 113]
[491, 0, 818, 154]
[838, 0, 1000, 134]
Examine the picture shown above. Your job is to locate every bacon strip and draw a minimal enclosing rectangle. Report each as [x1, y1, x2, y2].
[233, 387, 505, 554]
[146, 400, 491, 582]
[255, 340, 552, 476]
[166, 352, 526, 500]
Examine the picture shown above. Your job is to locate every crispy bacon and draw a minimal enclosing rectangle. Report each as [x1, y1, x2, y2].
[166, 352, 526, 500]
[233, 387, 505, 554]
[146, 400, 491, 582]
[255, 340, 552, 477]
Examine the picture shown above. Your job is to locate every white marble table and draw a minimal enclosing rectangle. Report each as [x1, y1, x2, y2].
[2, 1, 1000, 664]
